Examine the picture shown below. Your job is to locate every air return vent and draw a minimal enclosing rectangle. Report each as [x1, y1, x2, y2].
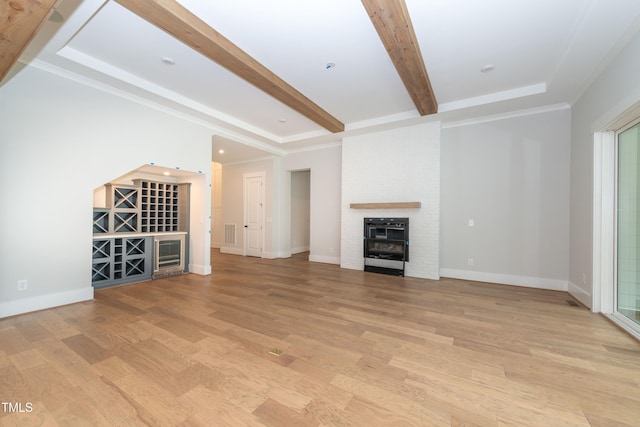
[224, 224, 236, 245]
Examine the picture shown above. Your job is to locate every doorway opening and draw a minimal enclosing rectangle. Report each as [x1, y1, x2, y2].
[290, 170, 310, 258]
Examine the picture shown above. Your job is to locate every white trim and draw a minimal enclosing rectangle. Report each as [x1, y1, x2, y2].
[284, 141, 343, 155]
[309, 254, 340, 265]
[568, 281, 592, 308]
[592, 131, 616, 314]
[26, 59, 288, 157]
[56, 47, 286, 145]
[0, 287, 94, 319]
[261, 251, 279, 259]
[188, 264, 212, 275]
[605, 313, 640, 341]
[346, 110, 420, 131]
[220, 246, 243, 256]
[439, 269, 568, 291]
[291, 246, 310, 254]
[438, 83, 547, 113]
[441, 103, 570, 129]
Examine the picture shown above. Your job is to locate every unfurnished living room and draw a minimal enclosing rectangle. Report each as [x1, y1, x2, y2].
[1, 0, 640, 425]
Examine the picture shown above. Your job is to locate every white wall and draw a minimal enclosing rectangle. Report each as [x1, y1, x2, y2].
[441, 109, 571, 290]
[341, 122, 441, 279]
[571, 29, 640, 308]
[284, 145, 342, 264]
[0, 65, 212, 318]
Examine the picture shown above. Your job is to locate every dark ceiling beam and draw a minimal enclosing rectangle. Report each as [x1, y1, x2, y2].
[362, 0, 438, 115]
[115, 0, 345, 133]
[0, 0, 60, 82]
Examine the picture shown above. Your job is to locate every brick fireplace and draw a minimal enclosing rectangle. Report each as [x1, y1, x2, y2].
[339, 122, 441, 280]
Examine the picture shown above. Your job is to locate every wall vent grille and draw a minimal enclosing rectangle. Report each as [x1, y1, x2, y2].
[224, 224, 236, 245]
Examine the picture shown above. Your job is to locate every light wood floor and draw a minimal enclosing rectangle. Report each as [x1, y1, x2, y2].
[1, 251, 640, 426]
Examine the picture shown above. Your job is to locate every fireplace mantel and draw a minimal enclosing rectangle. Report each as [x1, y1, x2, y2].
[349, 202, 421, 209]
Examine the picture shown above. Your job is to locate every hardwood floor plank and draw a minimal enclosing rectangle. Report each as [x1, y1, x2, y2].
[7, 348, 47, 371]
[331, 373, 450, 425]
[31, 310, 81, 339]
[0, 327, 32, 355]
[253, 397, 318, 427]
[19, 362, 82, 412]
[114, 371, 191, 425]
[0, 249, 639, 425]
[178, 385, 265, 426]
[62, 333, 113, 365]
[301, 398, 357, 427]
[81, 376, 154, 426]
[12, 319, 54, 343]
[0, 356, 32, 404]
[33, 337, 100, 387]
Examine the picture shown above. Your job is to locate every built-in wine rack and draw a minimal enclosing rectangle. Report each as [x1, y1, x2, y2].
[93, 181, 188, 235]
[92, 180, 189, 287]
[137, 180, 181, 233]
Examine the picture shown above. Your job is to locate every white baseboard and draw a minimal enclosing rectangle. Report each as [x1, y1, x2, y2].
[220, 247, 243, 256]
[189, 264, 212, 275]
[568, 281, 592, 308]
[309, 254, 340, 265]
[291, 246, 310, 254]
[0, 287, 94, 319]
[439, 268, 568, 291]
[262, 251, 277, 259]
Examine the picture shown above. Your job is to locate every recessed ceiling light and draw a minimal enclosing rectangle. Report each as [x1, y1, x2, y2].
[279, 118, 287, 123]
[325, 62, 336, 70]
[163, 171, 171, 176]
[218, 149, 225, 154]
[480, 64, 495, 73]
[161, 56, 176, 66]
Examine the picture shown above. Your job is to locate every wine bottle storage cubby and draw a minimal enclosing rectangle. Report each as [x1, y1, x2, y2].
[92, 209, 110, 234]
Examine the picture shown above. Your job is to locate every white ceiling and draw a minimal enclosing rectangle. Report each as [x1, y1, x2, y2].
[18, 0, 640, 164]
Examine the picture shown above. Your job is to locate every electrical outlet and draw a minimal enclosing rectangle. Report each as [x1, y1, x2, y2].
[467, 258, 474, 266]
[17, 280, 28, 291]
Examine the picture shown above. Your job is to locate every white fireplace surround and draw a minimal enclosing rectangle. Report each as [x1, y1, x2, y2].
[340, 122, 441, 279]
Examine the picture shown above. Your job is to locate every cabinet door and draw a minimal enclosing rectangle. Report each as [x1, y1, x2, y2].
[92, 237, 152, 288]
[122, 237, 152, 280]
[106, 184, 141, 233]
[92, 239, 113, 284]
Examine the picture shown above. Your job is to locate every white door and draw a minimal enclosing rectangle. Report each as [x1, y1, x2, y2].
[244, 173, 264, 257]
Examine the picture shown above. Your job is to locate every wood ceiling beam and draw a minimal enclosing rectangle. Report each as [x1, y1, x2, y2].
[115, 0, 345, 133]
[362, 0, 437, 115]
[0, 0, 60, 82]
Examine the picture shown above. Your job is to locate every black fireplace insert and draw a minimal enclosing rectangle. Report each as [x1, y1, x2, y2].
[363, 217, 409, 275]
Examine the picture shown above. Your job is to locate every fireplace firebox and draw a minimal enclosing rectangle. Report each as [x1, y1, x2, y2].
[363, 217, 409, 276]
